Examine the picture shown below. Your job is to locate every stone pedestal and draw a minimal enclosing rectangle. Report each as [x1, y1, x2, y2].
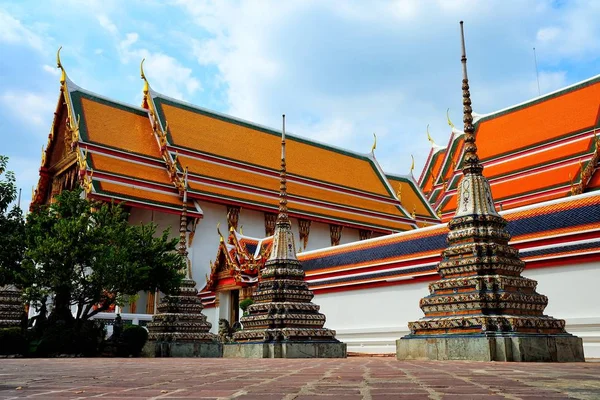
[0, 285, 24, 329]
[223, 341, 346, 358]
[397, 334, 584, 362]
[146, 278, 220, 357]
[144, 341, 222, 358]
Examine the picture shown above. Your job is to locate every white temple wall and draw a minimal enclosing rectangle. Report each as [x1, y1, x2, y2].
[237, 207, 266, 238]
[312, 261, 600, 359]
[299, 220, 331, 252]
[189, 200, 229, 286]
[339, 227, 360, 245]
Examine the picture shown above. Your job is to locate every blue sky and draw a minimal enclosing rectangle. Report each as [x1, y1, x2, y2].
[1, 0, 599, 210]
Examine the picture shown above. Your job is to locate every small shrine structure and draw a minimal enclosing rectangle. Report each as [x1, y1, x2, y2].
[396, 22, 585, 362]
[223, 116, 346, 358]
[146, 170, 221, 357]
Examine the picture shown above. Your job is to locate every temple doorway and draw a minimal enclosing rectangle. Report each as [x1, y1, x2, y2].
[229, 289, 240, 324]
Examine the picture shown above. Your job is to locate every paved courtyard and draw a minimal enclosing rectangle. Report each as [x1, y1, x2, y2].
[0, 357, 599, 399]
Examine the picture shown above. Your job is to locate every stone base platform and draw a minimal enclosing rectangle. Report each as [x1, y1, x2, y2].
[223, 341, 347, 358]
[396, 334, 584, 362]
[143, 341, 222, 358]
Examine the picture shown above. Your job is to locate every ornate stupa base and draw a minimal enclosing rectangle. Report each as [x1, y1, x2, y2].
[396, 333, 584, 362]
[0, 285, 25, 329]
[145, 278, 221, 358]
[223, 341, 346, 359]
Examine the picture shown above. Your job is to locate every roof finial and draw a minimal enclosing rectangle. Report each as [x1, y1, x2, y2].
[140, 58, 149, 94]
[459, 21, 482, 175]
[446, 108, 455, 129]
[56, 46, 66, 85]
[410, 154, 415, 175]
[426, 124, 435, 146]
[278, 114, 289, 221]
[371, 133, 377, 154]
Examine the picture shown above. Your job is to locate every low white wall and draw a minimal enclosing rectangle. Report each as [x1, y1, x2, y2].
[313, 261, 600, 359]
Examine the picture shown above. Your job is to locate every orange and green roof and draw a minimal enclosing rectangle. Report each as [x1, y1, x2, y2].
[145, 90, 431, 232]
[420, 75, 600, 220]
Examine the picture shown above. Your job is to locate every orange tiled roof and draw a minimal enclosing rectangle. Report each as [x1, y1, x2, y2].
[66, 86, 197, 216]
[148, 92, 416, 232]
[385, 174, 438, 223]
[421, 75, 600, 220]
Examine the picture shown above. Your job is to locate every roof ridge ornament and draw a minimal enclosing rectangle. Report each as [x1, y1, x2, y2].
[426, 124, 435, 147]
[56, 46, 66, 85]
[409, 154, 415, 176]
[371, 133, 377, 154]
[140, 58, 149, 94]
[446, 108, 455, 129]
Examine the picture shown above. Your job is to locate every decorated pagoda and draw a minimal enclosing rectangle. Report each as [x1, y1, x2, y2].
[0, 285, 24, 329]
[396, 22, 585, 362]
[145, 170, 221, 357]
[223, 116, 346, 358]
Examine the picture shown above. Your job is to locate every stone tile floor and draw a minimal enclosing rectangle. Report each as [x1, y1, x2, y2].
[0, 357, 599, 399]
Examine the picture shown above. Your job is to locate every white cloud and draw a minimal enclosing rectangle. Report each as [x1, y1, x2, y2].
[0, 8, 44, 51]
[97, 14, 118, 36]
[175, 0, 600, 175]
[42, 64, 60, 76]
[117, 32, 201, 100]
[536, 26, 561, 43]
[1, 91, 55, 129]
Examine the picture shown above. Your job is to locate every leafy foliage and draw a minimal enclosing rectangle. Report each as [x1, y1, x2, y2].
[31, 320, 106, 357]
[116, 325, 149, 357]
[24, 188, 185, 322]
[0, 155, 26, 287]
[0, 327, 26, 355]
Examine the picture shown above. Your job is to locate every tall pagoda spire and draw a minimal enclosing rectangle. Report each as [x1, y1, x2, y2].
[268, 115, 298, 262]
[227, 115, 345, 358]
[397, 21, 584, 362]
[146, 166, 221, 357]
[459, 21, 481, 175]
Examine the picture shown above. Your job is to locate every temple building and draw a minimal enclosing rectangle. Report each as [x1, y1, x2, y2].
[33, 50, 436, 318]
[33, 48, 600, 358]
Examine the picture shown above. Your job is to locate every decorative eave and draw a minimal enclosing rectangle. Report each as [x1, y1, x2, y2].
[147, 89, 419, 233]
[31, 47, 89, 209]
[386, 172, 440, 224]
[140, 59, 186, 196]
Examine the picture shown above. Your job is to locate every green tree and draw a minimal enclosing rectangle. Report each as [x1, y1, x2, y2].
[0, 155, 26, 287]
[24, 188, 184, 323]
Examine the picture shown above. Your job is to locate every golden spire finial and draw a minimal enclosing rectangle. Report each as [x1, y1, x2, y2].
[140, 58, 149, 94]
[459, 21, 482, 175]
[410, 154, 415, 175]
[446, 108, 455, 129]
[371, 133, 377, 154]
[278, 114, 289, 221]
[178, 167, 189, 264]
[56, 46, 66, 85]
[426, 124, 435, 146]
[217, 222, 224, 242]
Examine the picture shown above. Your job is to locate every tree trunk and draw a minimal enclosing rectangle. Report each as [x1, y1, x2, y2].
[48, 289, 74, 326]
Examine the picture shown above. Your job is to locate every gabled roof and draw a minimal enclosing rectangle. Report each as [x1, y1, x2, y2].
[68, 81, 200, 216]
[146, 89, 418, 232]
[299, 191, 600, 293]
[200, 191, 600, 305]
[420, 75, 600, 220]
[205, 229, 273, 291]
[385, 173, 439, 223]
